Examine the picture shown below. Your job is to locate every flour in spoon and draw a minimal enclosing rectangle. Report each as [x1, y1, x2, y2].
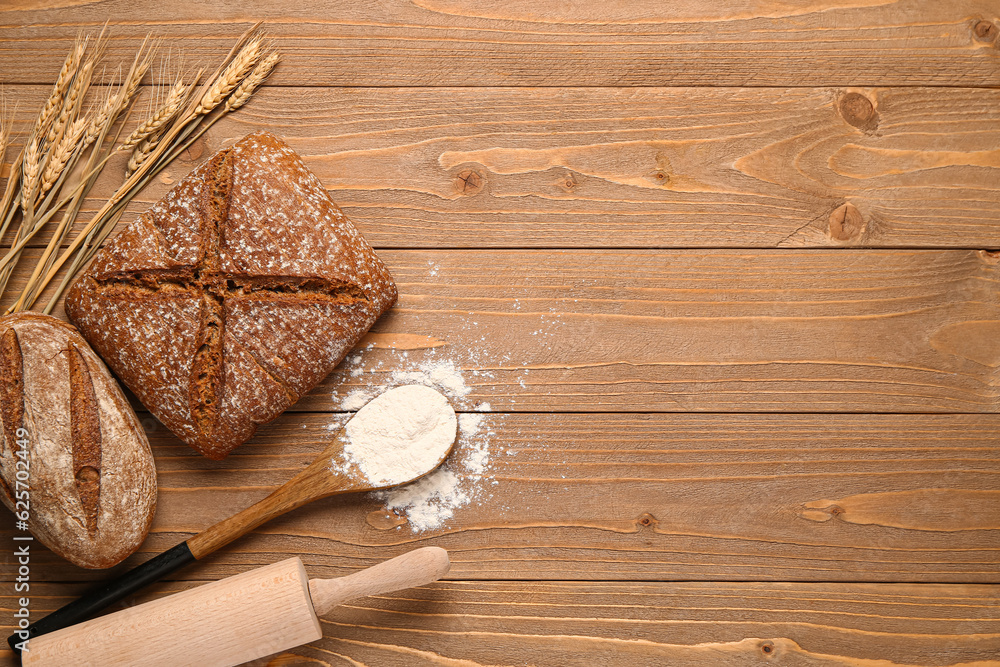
[337, 385, 457, 486]
[330, 347, 504, 532]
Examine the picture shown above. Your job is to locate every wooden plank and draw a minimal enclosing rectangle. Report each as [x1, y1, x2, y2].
[5, 247, 999, 413]
[280, 248, 1000, 413]
[1, 580, 998, 666]
[0, 413, 996, 583]
[1, 2, 1000, 87]
[4, 85, 1000, 248]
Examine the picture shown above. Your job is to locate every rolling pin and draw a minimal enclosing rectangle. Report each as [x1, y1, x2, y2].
[20, 547, 450, 667]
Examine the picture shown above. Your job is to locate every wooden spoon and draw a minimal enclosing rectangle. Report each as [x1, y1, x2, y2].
[10, 385, 457, 652]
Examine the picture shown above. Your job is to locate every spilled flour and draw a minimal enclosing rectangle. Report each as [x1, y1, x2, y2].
[330, 354, 501, 532]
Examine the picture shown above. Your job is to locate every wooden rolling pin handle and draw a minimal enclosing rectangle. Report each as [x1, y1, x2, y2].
[309, 546, 451, 616]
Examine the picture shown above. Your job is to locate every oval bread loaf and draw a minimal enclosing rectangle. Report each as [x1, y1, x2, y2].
[0, 312, 157, 569]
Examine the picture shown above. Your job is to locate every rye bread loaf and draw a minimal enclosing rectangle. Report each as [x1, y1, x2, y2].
[0, 312, 157, 569]
[65, 131, 397, 459]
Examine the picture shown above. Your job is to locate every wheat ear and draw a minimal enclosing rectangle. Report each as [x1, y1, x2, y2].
[33, 36, 86, 148]
[225, 51, 279, 112]
[122, 76, 188, 149]
[126, 131, 162, 177]
[194, 36, 265, 115]
[84, 79, 123, 148]
[38, 116, 89, 199]
[19, 135, 43, 214]
[45, 57, 92, 148]
[84, 37, 154, 151]
[123, 35, 156, 101]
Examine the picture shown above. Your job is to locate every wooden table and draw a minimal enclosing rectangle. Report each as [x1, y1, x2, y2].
[2, 2, 999, 665]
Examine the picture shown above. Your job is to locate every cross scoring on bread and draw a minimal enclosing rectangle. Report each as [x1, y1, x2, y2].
[64, 131, 399, 460]
[88, 149, 371, 437]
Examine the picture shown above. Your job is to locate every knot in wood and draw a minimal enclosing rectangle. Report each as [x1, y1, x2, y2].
[973, 20, 998, 42]
[647, 170, 670, 186]
[637, 512, 658, 528]
[558, 172, 578, 192]
[829, 202, 864, 241]
[838, 93, 878, 133]
[760, 641, 776, 656]
[979, 250, 1000, 264]
[455, 168, 484, 195]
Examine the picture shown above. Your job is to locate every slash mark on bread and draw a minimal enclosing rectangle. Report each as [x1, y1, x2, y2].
[68, 343, 102, 535]
[203, 148, 232, 271]
[0, 328, 24, 502]
[0, 328, 24, 457]
[188, 150, 232, 435]
[191, 293, 225, 434]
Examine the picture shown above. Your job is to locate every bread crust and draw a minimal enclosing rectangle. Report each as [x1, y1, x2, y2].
[0, 312, 157, 569]
[65, 132, 398, 458]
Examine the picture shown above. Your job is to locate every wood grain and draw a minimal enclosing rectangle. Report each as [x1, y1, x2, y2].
[3, 85, 1000, 248]
[0, 412, 996, 583]
[2, 580, 998, 666]
[1, 2, 999, 87]
[5, 247, 999, 413]
[303, 248, 1000, 414]
[267, 581, 1000, 667]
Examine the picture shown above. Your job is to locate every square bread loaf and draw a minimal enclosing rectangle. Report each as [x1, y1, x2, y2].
[65, 132, 397, 459]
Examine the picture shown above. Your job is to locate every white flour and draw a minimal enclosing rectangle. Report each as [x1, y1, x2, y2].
[341, 389, 373, 411]
[391, 358, 470, 398]
[381, 469, 469, 532]
[337, 385, 457, 486]
[330, 353, 502, 532]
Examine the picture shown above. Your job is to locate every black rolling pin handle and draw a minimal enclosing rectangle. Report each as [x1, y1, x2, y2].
[7, 541, 196, 653]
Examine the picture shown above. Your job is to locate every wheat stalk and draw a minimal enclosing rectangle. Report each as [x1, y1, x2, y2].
[0, 94, 22, 248]
[125, 131, 162, 177]
[225, 51, 279, 112]
[122, 76, 188, 149]
[19, 135, 42, 215]
[32, 36, 86, 151]
[0, 118, 10, 185]
[38, 116, 89, 200]
[194, 35, 265, 115]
